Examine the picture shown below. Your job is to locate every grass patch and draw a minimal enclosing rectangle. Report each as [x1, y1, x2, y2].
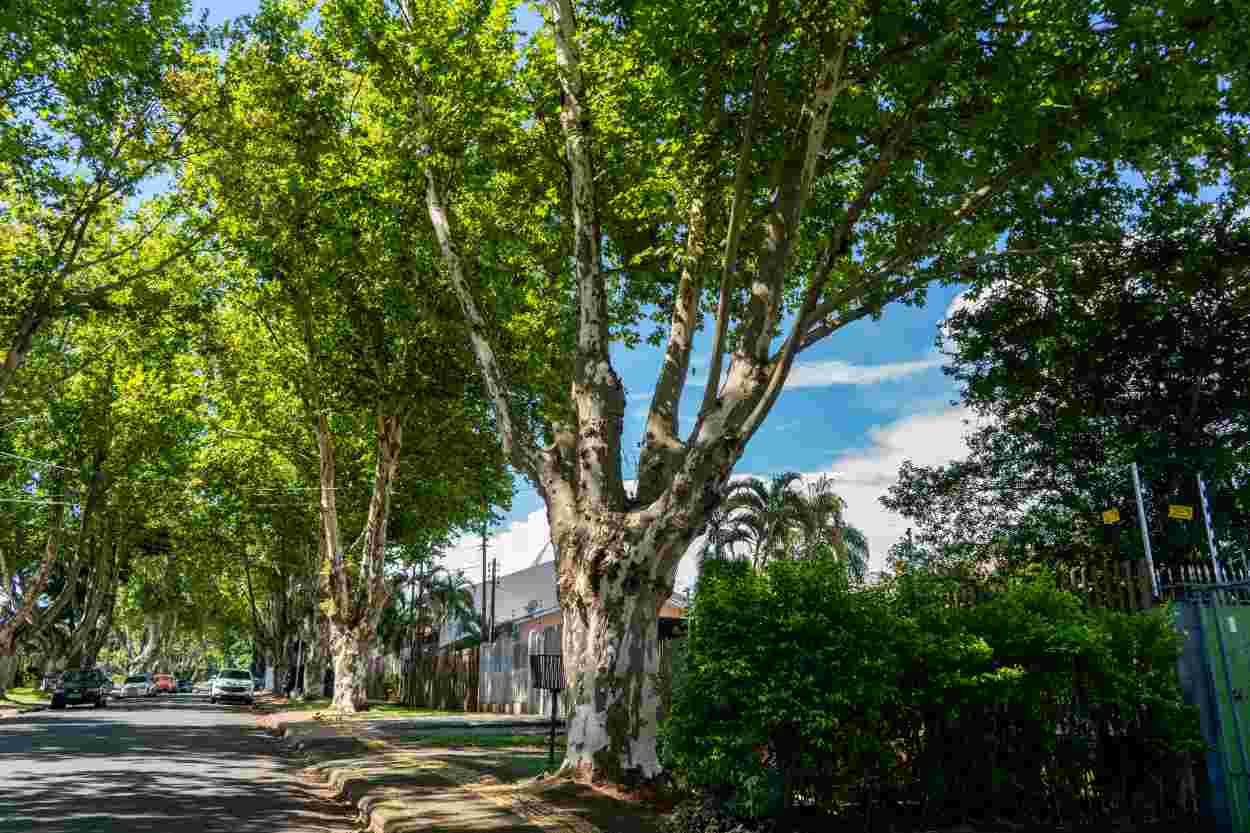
[405, 732, 568, 750]
[348, 703, 459, 719]
[265, 697, 332, 713]
[3, 687, 50, 705]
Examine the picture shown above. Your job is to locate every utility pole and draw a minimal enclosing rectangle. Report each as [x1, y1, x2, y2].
[490, 558, 498, 644]
[480, 506, 488, 641]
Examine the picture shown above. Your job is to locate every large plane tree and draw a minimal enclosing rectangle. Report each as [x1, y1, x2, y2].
[327, 0, 1242, 783]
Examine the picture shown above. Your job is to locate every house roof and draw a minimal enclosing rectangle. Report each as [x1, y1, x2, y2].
[463, 559, 689, 629]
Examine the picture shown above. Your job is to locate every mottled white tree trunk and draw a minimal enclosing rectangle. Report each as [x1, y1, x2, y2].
[560, 572, 666, 781]
[330, 619, 369, 712]
[300, 613, 329, 700]
[128, 616, 163, 674]
[272, 635, 291, 697]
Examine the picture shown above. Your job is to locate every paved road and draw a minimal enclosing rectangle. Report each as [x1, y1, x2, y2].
[0, 694, 356, 833]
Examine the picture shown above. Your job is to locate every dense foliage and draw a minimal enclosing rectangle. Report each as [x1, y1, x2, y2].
[883, 200, 1250, 574]
[3, 0, 1248, 779]
[663, 559, 1203, 828]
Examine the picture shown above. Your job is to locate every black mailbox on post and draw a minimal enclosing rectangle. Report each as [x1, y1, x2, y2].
[529, 653, 565, 767]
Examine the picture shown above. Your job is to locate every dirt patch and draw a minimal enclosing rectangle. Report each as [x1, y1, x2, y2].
[521, 776, 666, 833]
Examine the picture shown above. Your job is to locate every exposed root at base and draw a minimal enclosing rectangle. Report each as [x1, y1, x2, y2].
[547, 762, 670, 805]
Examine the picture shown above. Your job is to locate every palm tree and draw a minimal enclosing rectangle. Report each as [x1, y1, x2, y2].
[838, 525, 871, 584]
[697, 491, 756, 565]
[796, 475, 870, 582]
[720, 472, 809, 569]
[428, 570, 477, 644]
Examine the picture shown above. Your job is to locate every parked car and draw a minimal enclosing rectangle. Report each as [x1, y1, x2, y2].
[120, 673, 156, 698]
[50, 669, 110, 710]
[153, 673, 176, 694]
[210, 669, 255, 705]
[176, 678, 193, 693]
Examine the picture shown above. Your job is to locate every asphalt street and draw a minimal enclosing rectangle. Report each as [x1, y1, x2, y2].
[0, 694, 356, 833]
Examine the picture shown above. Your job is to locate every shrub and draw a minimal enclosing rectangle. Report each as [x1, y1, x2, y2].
[662, 560, 1204, 828]
[660, 557, 904, 819]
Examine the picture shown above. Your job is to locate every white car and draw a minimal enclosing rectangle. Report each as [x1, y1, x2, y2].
[210, 669, 255, 705]
[120, 674, 156, 698]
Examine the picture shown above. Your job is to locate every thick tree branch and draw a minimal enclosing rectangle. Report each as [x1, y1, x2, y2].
[740, 31, 853, 364]
[547, 0, 626, 513]
[0, 474, 66, 653]
[700, 0, 780, 416]
[359, 410, 402, 621]
[798, 144, 1055, 352]
[636, 64, 730, 505]
[424, 170, 540, 482]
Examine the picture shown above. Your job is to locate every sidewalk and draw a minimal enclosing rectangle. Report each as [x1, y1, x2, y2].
[268, 713, 666, 833]
[0, 690, 49, 719]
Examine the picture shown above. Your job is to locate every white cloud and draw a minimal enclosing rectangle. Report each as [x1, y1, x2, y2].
[444, 506, 553, 582]
[803, 407, 976, 575]
[938, 290, 985, 357]
[787, 357, 944, 388]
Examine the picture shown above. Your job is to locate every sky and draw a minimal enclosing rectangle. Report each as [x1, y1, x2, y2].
[440, 289, 975, 595]
[192, 0, 980, 594]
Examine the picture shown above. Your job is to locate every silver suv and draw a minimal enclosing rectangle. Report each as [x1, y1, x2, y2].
[120, 673, 156, 698]
[210, 669, 255, 705]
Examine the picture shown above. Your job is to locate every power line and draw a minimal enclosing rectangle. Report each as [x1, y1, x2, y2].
[0, 498, 75, 505]
[0, 451, 78, 473]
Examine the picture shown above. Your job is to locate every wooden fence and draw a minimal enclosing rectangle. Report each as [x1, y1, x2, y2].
[398, 646, 479, 711]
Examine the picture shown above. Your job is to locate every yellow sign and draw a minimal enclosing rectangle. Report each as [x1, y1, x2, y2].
[1168, 504, 1194, 520]
[1101, 508, 1121, 524]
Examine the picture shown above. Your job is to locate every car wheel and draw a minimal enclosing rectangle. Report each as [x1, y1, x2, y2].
[95, 697, 106, 708]
[209, 695, 216, 704]
[51, 701, 65, 710]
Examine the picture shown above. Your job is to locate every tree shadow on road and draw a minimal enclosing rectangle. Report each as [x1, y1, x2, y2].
[0, 701, 355, 833]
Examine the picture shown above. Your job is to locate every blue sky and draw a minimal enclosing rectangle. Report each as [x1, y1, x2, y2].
[193, 0, 978, 592]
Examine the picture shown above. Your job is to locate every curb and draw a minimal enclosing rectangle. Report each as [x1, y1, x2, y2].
[271, 717, 564, 742]
[300, 749, 600, 833]
[0, 704, 47, 718]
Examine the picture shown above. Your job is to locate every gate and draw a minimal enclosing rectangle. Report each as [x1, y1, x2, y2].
[1175, 584, 1250, 833]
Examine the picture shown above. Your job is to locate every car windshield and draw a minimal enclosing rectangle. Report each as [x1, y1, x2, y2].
[61, 671, 94, 683]
[220, 670, 251, 680]
[125, 675, 147, 684]
[156, 675, 172, 681]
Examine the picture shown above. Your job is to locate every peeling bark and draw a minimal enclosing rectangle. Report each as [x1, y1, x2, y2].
[0, 479, 66, 677]
[322, 410, 402, 713]
[300, 611, 329, 700]
[129, 616, 163, 674]
[560, 549, 668, 782]
[329, 618, 369, 711]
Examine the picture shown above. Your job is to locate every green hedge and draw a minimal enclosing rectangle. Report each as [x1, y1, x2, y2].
[660, 559, 1204, 827]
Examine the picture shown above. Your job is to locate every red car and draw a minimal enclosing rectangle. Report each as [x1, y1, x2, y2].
[153, 673, 176, 694]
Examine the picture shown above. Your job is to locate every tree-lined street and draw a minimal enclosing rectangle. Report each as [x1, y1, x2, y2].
[0, 699, 353, 833]
[4, 0, 1249, 829]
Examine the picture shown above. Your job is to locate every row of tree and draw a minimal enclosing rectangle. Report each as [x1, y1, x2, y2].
[3, 0, 1248, 786]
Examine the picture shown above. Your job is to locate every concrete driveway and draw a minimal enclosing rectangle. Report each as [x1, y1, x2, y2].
[0, 693, 355, 833]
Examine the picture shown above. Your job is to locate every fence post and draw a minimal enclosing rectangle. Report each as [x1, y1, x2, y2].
[1131, 462, 1160, 601]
